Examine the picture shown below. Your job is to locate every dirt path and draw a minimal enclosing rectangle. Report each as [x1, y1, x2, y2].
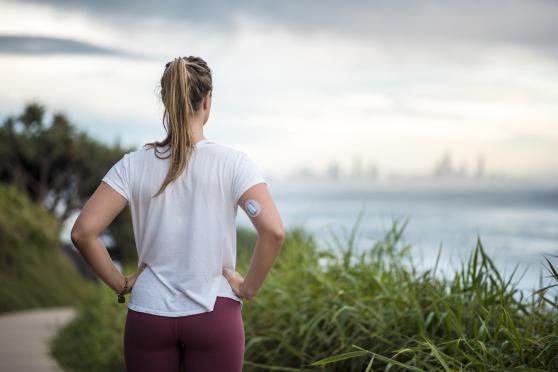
[0, 307, 76, 372]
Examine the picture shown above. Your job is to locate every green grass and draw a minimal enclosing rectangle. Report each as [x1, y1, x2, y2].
[0, 183, 94, 313]
[50, 283, 127, 372]
[51, 215, 558, 371]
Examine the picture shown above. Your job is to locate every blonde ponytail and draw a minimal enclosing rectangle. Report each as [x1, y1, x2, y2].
[144, 56, 213, 198]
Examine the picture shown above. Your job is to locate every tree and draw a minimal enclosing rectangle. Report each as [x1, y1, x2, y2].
[0, 101, 137, 264]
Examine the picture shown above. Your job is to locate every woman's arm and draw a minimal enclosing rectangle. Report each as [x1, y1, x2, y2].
[70, 181, 144, 294]
[224, 183, 285, 299]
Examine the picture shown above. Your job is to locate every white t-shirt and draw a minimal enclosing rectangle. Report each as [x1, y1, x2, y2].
[101, 138, 267, 317]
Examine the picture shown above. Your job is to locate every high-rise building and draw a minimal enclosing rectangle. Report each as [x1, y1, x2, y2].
[475, 155, 485, 179]
[351, 154, 363, 179]
[434, 151, 454, 178]
[326, 162, 340, 180]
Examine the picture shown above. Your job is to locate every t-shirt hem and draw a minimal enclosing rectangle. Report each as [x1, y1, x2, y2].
[127, 295, 242, 317]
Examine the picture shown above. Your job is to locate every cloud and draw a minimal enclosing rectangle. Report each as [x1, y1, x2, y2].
[1, 0, 557, 178]
[0, 34, 154, 58]
[6, 0, 558, 58]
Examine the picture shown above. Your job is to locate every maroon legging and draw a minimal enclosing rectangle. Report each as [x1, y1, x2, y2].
[124, 296, 245, 372]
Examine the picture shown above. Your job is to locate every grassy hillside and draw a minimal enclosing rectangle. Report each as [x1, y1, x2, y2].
[51, 283, 128, 372]
[0, 183, 94, 313]
[51, 220, 558, 371]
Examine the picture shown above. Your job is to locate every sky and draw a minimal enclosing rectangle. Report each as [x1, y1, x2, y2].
[1, 0, 557, 181]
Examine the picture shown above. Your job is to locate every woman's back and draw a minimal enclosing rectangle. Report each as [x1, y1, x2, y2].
[72, 56, 284, 371]
[102, 138, 267, 316]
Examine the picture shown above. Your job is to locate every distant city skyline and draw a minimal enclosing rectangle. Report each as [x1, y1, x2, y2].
[283, 150, 511, 183]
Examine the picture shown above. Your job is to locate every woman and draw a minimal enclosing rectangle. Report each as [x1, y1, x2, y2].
[70, 56, 285, 372]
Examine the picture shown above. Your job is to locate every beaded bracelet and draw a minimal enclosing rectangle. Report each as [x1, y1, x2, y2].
[117, 277, 129, 303]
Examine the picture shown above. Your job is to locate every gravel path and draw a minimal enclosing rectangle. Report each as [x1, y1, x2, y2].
[0, 307, 77, 372]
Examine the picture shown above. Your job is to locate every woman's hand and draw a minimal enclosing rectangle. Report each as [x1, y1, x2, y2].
[122, 262, 148, 294]
[222, 268, 252, 300]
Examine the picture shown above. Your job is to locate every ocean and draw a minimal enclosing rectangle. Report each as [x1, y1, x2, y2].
[237, 181, 558, 293]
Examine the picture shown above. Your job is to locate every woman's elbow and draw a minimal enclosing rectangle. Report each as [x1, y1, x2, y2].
[257, 225, 285, 245]
[70, 223, 94, 246]
[70, 226, 84, 246]
[277, 228, 286, 244]
[269, 227, 286, 246]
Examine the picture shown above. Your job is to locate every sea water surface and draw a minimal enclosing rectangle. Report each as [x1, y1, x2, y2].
[237, 180, 558, 293]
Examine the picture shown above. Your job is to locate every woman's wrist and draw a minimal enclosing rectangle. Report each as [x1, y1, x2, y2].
[115, 275, 127, 294]
[116, 276, 129, 303]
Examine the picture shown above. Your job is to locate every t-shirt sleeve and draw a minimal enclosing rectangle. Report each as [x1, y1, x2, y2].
[232, 152, 267, 205]
[101, 153, 131, 201]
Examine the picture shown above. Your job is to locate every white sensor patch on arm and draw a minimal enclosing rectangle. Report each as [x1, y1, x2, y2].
[244, 199, 262, 217]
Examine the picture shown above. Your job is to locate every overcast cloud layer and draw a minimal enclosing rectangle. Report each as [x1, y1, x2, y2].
[1, 0, 557, 180]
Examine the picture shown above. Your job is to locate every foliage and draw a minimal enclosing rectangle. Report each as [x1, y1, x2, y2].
[50, 284, 127, 372]
[0, 101, 138, 264]
[50, 220, 558, 371]
[0, 183, 95, 313]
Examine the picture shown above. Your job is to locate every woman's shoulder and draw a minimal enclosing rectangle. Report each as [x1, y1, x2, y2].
[130, 141, 250, 165]
[202, 141, 250, 161]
